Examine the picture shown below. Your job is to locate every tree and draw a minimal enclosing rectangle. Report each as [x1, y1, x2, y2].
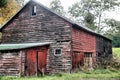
[84, 12, 96, 30]
[106, 19, 120, 34]
[0, 0, 21, 26]
[0, 0, 7, 7]
[50, 0, 65, 15]
[68, 0, 97, 31]
[104, 19, 117, 39]
[68, 0, 120, 33]
[16, 0, 25, 6]
[104, 19, 120, 47]
[112, 34, 120, 47]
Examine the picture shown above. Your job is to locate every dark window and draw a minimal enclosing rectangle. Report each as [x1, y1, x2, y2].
[104, 47, 106, 52]
[32, 5, 37, 15]
[0, 50, 19, 55]
[54, 49, 61, 56]
[84, 52, 92, 57]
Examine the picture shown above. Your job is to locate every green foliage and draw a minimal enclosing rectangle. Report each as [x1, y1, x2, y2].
[84, 12, 94, 24]
[104, 19, 120, 47]
[0, 69, 120, 80]
[50, 0, 65, 15]
[0, 0, 7, 7]
[96, 48, 120, 70]
[105, 19, 120, 33]
[113, 48, 120, 57]
[112, 35, 120, 47]
[0, 0, 21, 26]
[68, 0, 120, 33]
[68, 2, 81, 18]
[52, 72, 63, 77]
[84, 12, 96, 30]
[0, 76, 16, 80]
[97, 56, 120, 70]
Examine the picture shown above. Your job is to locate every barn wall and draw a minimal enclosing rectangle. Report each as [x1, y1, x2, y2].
[20, 50, 26, 76]
[96, 36, 112, 63]
[1, 1, 72, 73]
[71, 27, 96, 68]
[46, 42, 72, 73]
[1, 1, 72, 44]
[0, 50, 25, 76]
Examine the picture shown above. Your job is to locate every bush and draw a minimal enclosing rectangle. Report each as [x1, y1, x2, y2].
[97, 54, 120, 70]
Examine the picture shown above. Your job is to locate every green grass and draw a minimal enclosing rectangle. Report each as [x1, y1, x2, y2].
[0, 69, 120, 80]
[113, 48, 120, 57]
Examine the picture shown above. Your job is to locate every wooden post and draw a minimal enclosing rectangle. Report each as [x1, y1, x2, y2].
[36, 50, 38, 76]
[19, 51, 22, 77]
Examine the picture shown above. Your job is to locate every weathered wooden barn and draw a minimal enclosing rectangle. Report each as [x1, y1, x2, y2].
[0, 0, 112, 76]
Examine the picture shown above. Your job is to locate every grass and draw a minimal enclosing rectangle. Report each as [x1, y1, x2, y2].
[0, 48, 120, 80]
[112, 48, 120, 57]
[0, 69, 120, 80]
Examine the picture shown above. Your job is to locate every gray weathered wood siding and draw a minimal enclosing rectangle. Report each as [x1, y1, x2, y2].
[0, 50, 25, 76]
[47, 42, 72, 73]
[1, 2, 72, 43]
[96, 36, 112, 64]
[1, 1, 72, 73]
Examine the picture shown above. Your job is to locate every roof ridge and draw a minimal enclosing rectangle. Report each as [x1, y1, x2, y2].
[0, 0, 111, 40]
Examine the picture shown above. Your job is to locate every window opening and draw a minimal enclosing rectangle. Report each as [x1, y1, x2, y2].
[32, 5, 37, 15]
[54, 49, 61, 56]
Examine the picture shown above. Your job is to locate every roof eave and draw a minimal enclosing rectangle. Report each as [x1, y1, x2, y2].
[0, 42, 53, 50]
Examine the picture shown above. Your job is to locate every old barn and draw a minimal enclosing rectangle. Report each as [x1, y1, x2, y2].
[0, 0, 112, 76]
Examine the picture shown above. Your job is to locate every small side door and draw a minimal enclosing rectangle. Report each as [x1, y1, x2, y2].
[25, 49, 37, 76]
[84, 52, 93, 69]
[37, 47, 47, 74]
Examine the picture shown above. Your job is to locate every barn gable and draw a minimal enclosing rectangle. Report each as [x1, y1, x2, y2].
[0, 0, 112, 76]
[0, 0, 72, 43]
[0, 0, 111, 41]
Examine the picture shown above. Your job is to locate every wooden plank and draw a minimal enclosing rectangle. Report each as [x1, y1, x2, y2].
[25, 49, 37, 76]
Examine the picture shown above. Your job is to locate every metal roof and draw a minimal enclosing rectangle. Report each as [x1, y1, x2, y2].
[0, 42, 53, 50]
[0, 0, 111, 41]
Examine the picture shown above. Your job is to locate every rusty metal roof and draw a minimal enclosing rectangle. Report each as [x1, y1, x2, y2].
[0, 42, 53, 50]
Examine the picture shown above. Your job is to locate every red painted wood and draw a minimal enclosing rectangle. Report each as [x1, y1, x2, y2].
[37, 47, 47, 73]
[25, 46, 48, 76]
[72, 27, 96, 68]
[72, 52, 83, 68]
[26, 49, 37, 76]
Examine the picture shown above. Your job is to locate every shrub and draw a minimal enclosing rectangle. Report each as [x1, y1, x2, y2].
[97, 54, 120, 70]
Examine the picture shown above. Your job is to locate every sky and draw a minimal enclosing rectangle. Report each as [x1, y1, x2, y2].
[25, 0, 78, 9]
[25, 0, 120, 21]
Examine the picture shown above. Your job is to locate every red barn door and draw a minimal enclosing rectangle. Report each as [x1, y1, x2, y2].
[37, 47, 47, 74]
[25, 47, 48, 76]
[72, 51, 83, 69]
[25, 49, 37, 76]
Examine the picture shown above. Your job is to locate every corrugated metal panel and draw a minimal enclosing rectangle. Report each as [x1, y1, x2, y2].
[0, 42, 53, 50]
